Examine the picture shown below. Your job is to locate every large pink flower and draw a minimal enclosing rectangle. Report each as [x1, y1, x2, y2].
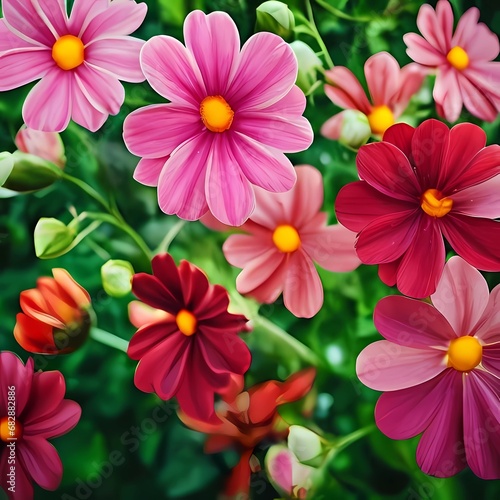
[322, 52, 425, 138]
[0, 352, 81, 498]
[223, 166, 361, 318]
[123, 10, 313, 226]
[357, 257, 500, 479]
[0, 0, 147, 132]
[335, 119, 500, 298]
[129, 254, 251, 424]
[404, 0, 500, 122]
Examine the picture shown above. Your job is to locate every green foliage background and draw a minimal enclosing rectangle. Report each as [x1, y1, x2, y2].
[0, 0, 499, 498]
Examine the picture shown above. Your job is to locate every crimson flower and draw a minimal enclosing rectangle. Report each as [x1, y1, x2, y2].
[128, 254, 251, 424]
[335, 119, 500, 298]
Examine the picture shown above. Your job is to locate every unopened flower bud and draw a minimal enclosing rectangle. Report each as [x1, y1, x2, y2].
[290, 41, 323, 94]
[256, 1, 295, 40]
[101, 260, 134, 298]
[15, 126, 66, 168]
[34, 218, 76, 259]
[339, 110, 372, 150]
[0, 152, 14, 187]
[288, 425, 322, 463]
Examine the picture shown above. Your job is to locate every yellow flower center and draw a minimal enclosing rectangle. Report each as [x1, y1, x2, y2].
[0, 417, 23, 442]
[421, 189, 453, 218]
[367, 105, 395, 135]
[52, 35, 85, 71]
[447, 46, 469, 71]
[176, 309, 197, 336]
[272, 225, 301, 253]
[200, 96, 234, 133]
[447, 336, 482, 372]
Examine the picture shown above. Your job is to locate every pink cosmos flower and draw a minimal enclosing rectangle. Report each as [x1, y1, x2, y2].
[123, 10, 313, 226]
[335, 119, 500, 299]
[404, 0, 500, 122]
[357, 257, 500, 479]
[322, 52, 425, 138]
[15, 126, 66, 168]
[129, 254, 251, 424]
[223, 166, 361, 318]
[0, 351, 81, 498]
[0, 0, 147, 132]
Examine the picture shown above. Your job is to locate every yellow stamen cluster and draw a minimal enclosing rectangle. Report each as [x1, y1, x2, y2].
[200, 96, 234, 133]
[272, 225, 301, 253]
[447, 336, 482, 372]
[421, 189, 453, 218]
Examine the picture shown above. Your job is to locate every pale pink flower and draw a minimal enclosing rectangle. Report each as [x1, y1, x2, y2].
[0, 0, 147, 132]
[15, 126, 66, 168]
[223, 166, 361, 318]
[404, 0, 500, 122]
[123, 10, 313, 227]
[322, 52, 425, 138]
[357, 257, 500, 479]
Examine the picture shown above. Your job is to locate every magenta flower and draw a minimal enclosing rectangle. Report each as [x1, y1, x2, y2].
[123, 10, 313, 226]
[357, 257, 500, 479]
[223, 166, 360, 318]
[335, 119, 500, 298]
[129, 254, 251, 424]
[322, 52, 425, 138]
[404, 0, 500, 122]
[0, 351, 81, 497]
[0, 0, 147, 132]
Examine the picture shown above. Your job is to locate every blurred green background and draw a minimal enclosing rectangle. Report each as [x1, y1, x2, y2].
[1, 0, 499, 498]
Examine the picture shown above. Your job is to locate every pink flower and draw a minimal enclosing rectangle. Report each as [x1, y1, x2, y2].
[0, 0, 147, 132]
[0, 351, 81, 498]
[335, 119, 500, 298]
[128, 254, 251, 424]
[356, 257, 500, 479]
[404, 0, 500, 122]
[223, 166, 360, 318]
[322, 52, 425, 138]
[15, 126, 66, 168]
[123, 10, 313, 226]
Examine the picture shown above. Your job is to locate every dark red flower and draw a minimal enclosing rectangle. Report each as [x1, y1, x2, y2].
[129, 254, 251, 424]
[179, 368, 316, 498]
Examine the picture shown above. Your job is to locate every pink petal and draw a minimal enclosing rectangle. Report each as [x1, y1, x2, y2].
[123, 104, 202, 158]
[463, 370, 500, 479]
[198, 332, 251, 375]
[81, 0, 147, 43]
[301, 224, 361, 272]
[441, 215, 500, 271]
[2, 0, 56, 46]
[133, 156, 168, 187]
[396, 216, 445, 298]
[404, 33, 446, 66]
[357, 142, 421, 201]
[128, 300, 172, 329]
[433, 66, 463, 122]
[383, 122, 415, 160]
[249, 189, 288, 230]
[335, 182, 417, 233]
[0, 353, 33, 415]
[22, 69, 72, 132]
[357, 340, 446, 391]
[482, 344, 500, 375]
[390, 63, 427, 116]
[223, 233, 273, 268]
[452, 175, 500, 218]
[266, 447, 294, 496]
[0, 18, 34, 52]
[378, 258, 401, 287]
[374, 295, 456, 348]
[458, 72, 498, 122]
[356, 210, 420, 265]
[132, 272, 181, 312]
[411, 119, 449, 189]
[206, 134, 255, 226]
[151, 254, 183, 299]
[364, 52, 401, 107]
[75, 63, 124, 115]
[71, 80, 108, 131]
[18, 438, 63, 490]
[22, 370, 65, 421]
[157, 133, 211, 220]
[416, 1, 453, 54]
[229, 132, 296, 192]
[32, 0, 68, 38]
[183, 10, 239, 95]
[430, 256, 489, 336]
[374, 369, 458, 439]
[226, 32, 297, 111]
[324, 67, 371, 114]
[321, 111, 345, 140]
[416, 370, 466, 477]
[70, 0, 108, 35]
[283, 250, 323, 318]
[85, 36, 145, 82]
[451, 6, 479, 49]
[0, 47, 53, 91]
[140, 35, 206, 106]
[0, 452, 33, 498]
[127, 320, 178, 359]
[475, 286, 500, 345]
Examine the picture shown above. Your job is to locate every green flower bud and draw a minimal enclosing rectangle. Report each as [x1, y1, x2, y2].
[34, 218, 77, 259]
[256, 1, 295, 40]
[101, 260, 135, 298]
[339, 110, 372, 150]
[288, 425, 323, 463]
[0, 152, 14, 187]
[2, 151, 63, 193]
[290, 41, 323, 94]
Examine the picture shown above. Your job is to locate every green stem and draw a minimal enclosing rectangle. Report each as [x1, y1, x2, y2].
[304, 0, 335, 68]
[314, 0, 372, 22]
[90, 327, 129, 353]
[331, 425, 375, 454]
[155, 220, 187, 254]
[62, 173, 111, 212]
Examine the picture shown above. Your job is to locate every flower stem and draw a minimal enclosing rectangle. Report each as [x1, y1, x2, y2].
[331, 425, 376, 454]
[155, 219, 187, 254]
[90, 328, 129, 353]
[314, 0, 372, 23]
[304, 0, 335, 68]
[62, 173, 111, 212]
